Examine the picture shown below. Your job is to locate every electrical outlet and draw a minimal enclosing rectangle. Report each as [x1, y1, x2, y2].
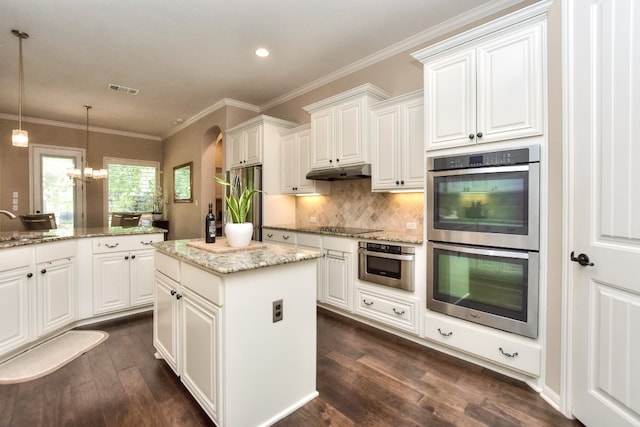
[310, 217, 317, 223]
[272, 299, 283, 323]
[406, 222, 417, 230]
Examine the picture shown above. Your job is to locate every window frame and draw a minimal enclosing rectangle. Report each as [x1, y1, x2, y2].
[104, 157, 160, 226]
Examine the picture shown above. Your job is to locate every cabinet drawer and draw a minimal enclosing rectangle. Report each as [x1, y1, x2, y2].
[424, 311, 541, 376]
[155, 252, 180, 282]
[35, 240, 76, 263]
[297, 232, 322, 248]
[355, 287, 420, 334]
[93, 234, 162, 253]
[181, 262, 223, 306]
[0, 246, 32, 270]
[263, 229, 296, 245]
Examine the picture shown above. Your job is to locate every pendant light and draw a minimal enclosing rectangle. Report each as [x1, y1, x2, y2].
[11, 29, 29, 147]
[66, 105, 108, 182]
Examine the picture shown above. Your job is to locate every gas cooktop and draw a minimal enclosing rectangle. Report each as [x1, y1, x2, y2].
[301, 226, 382, 235]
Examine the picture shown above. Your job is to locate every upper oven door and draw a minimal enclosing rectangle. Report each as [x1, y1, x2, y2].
[427, 163, 539, 250]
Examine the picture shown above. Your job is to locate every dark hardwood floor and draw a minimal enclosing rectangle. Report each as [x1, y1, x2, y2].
[0, 310, 582, 427]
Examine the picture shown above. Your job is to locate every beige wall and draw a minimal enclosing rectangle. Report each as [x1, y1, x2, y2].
[0, 118, 162, 231]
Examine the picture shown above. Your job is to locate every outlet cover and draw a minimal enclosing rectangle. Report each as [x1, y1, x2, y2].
[406, 222, 417, 230]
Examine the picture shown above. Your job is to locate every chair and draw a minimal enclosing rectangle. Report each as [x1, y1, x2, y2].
[111, 212, 141, 227]
[20, 213, 57, 230]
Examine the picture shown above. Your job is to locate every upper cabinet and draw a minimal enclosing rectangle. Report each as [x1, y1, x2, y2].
[413, 15, 545, 151]
[226, 115, 297, 170]
[370, 90, 424, 191]
[280, 125, 330, 195]
[304, 84, 390, 170]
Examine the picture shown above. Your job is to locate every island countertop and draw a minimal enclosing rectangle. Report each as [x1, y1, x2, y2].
[153, 238, 324, 275]
[0, 226, 167, 249]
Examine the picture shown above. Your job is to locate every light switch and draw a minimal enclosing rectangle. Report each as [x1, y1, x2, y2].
[12, 205, 18, 211]
[13, 198, 18, 204]
[12, 192, 18, 198]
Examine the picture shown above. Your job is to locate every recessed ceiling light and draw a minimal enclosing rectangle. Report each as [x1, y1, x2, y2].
[255, 48, 269, 58]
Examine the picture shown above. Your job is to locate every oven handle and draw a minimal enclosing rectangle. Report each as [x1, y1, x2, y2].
[359, 248, 415, 262]
[429, 241, 531, 259]
[430, 164, 530, 177]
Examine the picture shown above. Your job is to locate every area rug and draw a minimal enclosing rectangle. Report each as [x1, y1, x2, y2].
[0, 330, 109, 384]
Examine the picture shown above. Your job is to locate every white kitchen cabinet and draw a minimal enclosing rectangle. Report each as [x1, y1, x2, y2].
[226, 115, 297, 171]
[355, 286, 420, 334]
[321, 236, 354, 312]
[35, 257, 75, 337]
[180, 286, 221, 421]
[227, 123, 262, 168]
[153, 270, 180, 374]
[34, 241, 77, 338]
[280, 125, 330, 195]
[263, 228, 297, 246]
[92, 234, 163, 315]
[424, 310, 541, 376]
[0, 246, 33, 355]
[417, 21, 544, 150]
[304, 84, 389, 170]
[371, 90, 424, 191]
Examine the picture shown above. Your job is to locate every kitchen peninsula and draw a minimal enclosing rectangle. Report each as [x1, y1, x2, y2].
[152, 239, 323, 427]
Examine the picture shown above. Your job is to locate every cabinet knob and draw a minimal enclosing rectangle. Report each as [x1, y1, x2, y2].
[468, 133, 475, 139]
[26, 272, 33, 278]
[400, 180, 405, 185]
[476, 132, 483, 138]
[176, 293, 182, 300]
[170, 290, 177, 296]
[336, 158, 340, 163]
[395, 180, 400, 185]
[329, 159, 333, 163]
[40, 269, 47, 274]
[131, 255, 136, 259]
[125, 255, 129, 260]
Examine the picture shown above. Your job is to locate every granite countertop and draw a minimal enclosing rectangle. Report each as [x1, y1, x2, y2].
[153, 239, 324, 275]
[0, 226, 167, 249]
[265, 225, 424, 245]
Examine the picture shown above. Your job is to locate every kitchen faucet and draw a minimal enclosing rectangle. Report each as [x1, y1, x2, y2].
[0, 210, 17, 219]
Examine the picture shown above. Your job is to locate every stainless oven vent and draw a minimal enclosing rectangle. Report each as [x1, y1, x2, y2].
[107, 83, 140, 95]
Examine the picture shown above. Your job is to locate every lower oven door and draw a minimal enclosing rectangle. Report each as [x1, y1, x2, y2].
[358, 248, 415, 291]
[427, 241, 539, 338]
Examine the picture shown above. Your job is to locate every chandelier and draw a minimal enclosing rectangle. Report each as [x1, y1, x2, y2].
[66, 105, 108, 182]
[11, 29, 29, 148]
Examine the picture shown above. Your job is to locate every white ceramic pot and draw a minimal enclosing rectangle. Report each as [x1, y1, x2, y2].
[225, 222, 254, 247]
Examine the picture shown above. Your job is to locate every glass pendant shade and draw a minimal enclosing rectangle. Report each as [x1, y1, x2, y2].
[66, 105, 108, 182]
[12, 129, 29, 147]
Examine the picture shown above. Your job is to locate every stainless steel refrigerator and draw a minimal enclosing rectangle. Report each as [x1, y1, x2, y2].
[224, 165, 263, 241]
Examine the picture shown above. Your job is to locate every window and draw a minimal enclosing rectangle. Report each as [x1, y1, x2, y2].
[105, 158, 160, 226]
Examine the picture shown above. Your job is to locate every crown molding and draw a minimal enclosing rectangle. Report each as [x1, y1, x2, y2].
[0, 113, 161, 141]
[259, 0, 529, 111]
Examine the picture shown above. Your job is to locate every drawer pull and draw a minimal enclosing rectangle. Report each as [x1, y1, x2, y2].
[499, 347, 519, 358]
[105, 243, 119, 248]
[392, 308, 405, 316]
[363, 299, 374, 306]
[267, 233, 274, 238]
[437, 328, 453, 337]
[140, 240, 154, 245]
[282, 235, 290, 240]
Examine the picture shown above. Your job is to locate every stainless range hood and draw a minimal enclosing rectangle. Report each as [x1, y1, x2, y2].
[305, 164, 371, 181]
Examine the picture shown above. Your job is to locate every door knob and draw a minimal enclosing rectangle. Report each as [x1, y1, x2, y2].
[570, 251, 594, 267]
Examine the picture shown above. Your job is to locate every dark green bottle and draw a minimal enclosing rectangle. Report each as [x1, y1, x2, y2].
[205, 203, 216, 243]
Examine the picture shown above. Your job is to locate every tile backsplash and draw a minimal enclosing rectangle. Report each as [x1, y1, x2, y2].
[295, 179, 424, 233]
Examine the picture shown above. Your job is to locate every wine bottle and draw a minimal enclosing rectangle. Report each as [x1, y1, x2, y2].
[205, 203, 216, 243]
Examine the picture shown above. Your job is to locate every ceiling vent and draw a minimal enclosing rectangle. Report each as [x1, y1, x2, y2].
[107, 83, 140, 95]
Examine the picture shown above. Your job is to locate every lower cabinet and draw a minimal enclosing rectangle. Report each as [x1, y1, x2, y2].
[423, 310, 541, 376]
[93, 234, 162, 315]
[0, 252, 32, 355]
[355, 286, 420, 335]
[36, 256, 75, 337]
[321, 236, 354, 312]
[153, 271, 180, 373]
[180, 287, 220, 419]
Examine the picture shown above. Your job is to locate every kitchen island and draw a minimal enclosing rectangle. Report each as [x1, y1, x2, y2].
[152, 239, 323, 427]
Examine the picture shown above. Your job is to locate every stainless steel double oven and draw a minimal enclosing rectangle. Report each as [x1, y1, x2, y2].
[426, 146, 540, 338]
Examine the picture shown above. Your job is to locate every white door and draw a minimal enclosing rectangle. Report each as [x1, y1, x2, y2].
[36, 258, 75, 337]
[31, 145, 84, 229]
[567, 1, 640, 425]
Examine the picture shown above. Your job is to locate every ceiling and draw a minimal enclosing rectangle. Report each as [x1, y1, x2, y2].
[0, 0, 526, 139]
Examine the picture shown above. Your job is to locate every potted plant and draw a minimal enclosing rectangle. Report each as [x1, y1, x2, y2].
[151, 187, 166, 221]
[214, 176, 260, 247]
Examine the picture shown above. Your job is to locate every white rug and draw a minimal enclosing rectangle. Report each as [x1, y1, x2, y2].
[0, 330, 109, 384]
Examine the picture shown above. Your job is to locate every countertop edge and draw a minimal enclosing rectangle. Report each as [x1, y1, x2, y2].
[264, 225, 424, 245]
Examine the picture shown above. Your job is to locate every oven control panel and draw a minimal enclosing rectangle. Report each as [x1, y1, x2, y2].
[359, 242, 414, 255]
[429, 145, 539, 171]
